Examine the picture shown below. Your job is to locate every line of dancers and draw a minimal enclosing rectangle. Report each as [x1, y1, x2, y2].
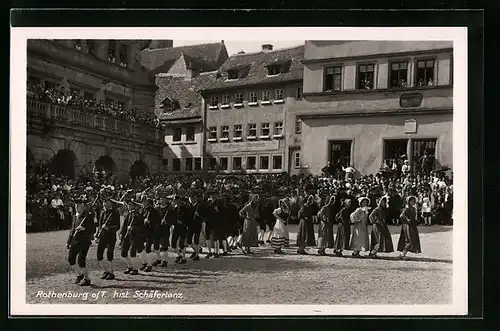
[65, 188, 422, 286]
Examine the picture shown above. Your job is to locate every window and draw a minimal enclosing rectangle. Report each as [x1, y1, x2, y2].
[261, 123, 270, 137]
[294, 152, 301, 169]
[248, 123, 257, 137]
[325, 66, 342, 92]
[172, 128, 182, 142]
[186, 127, 195, 141]
[162, 158, 168, 166]
[249, 92, 258, 103]
[416, 59, 435, 87]
[272, 155, 283, 170]
[70, 87, 80, 95]
[234, 124, 243, 139]
[235, 93, 244, 104]
[185, 158, 193, 171]
[194, 158, 202, 171]
[296, 87, 303, 99]
[222, 95, 230, 105]
[357, 64, 375, 90]
[210, 96, 219, 107]
[329, 141, 352, 168]
[173, 158, 181, 171]
[221, 126, 229, 140]
[274, 122, 283, 136]
[260, 156, 269, 170]
[209, 126, 217, 140]
[233, 157, 242, 171]
[390, 61, 408, 88]
[219, 157, 228, 171]
[295, 118, 302, 134]
[83, 91, 94, 100]
[262, 90, 271, 102]
[227, 70, 238, 80]
[247, 156, 257, 170]
[119, 44, 128, 67]
[108, 41, 116, 63]
[74, 40, 82, 51]
[275, 89, 284, 100]
[209, 157, 217, 170]
[384, 139, 408, 165]
[267, 65, 281, 76]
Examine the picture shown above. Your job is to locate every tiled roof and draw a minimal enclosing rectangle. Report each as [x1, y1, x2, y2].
[199, 45, 304, 92]
[155, 71, 217, 121]
[141, 42, 227, 74]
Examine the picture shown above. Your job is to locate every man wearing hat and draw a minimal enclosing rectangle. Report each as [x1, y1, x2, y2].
[169, 195, 188, 264]
[66, 195, 95, 286]
[95, 196, 121, 280]
[140, 197, 160, 272]
[153, 196, 172, 267]
[119, 198, 146, 275]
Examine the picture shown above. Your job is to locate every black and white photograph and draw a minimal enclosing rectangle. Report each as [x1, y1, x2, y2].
[10, 27, 468, 315]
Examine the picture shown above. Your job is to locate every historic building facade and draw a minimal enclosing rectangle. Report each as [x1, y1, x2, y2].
[143, 42, 229, 173]
[200, 44, 304, 174]
[27, 39, 166, 180]
[288, 40, 453, 176]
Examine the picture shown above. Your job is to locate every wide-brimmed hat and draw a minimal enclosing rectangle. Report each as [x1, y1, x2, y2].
[358, 197, 370, 205]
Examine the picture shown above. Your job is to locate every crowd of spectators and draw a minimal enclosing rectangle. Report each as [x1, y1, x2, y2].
[26, 156, 454, 233]
[27, 83, 159, 127]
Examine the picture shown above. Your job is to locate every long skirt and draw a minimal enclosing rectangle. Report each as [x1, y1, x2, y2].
[370, 223, 394, 253]
[242, 218, 259, 247]
[397, 223, 421, 253]
[317, 222, 334, 248]
[349, 222, 370, 252]
[333, 222, 350, 250]
[270, 220, 289, 249]
[297, 217, 316, 247]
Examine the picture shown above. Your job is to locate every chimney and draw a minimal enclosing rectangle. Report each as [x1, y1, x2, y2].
[237, 50, 245, 54]
[261, 44, 273, 52]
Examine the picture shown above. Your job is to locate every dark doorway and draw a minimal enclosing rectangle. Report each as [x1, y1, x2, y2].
[130, 160, 149, 180]
[51, 149, 76, 179]
[329, 140, 352, 167]
[384, 139, 408, 162]
[95, 155, 116, 173]
[412, 138, 437, 172]
[27, 148, 35, 173]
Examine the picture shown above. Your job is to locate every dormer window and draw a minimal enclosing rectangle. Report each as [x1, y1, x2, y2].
[266, 60, 291, 76]
[267, 65, 282, 76]
[227, 70, 239, 80]
[160, 97, 180, 113]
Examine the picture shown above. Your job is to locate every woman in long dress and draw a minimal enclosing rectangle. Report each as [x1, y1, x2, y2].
[333, 198, 351, 257]
[270, 199, 290, 254]
[239, 194, 260, 254]
[317, 196, 335, 256]
[297, 195, 317, 255]
[349, 197, 370, 257]
[369, 196, 394, 258]
[397, 195, 422, 260]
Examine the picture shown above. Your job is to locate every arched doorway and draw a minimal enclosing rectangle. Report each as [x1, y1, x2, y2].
[95, 155, 117, 173]
[130, 160, 149, 180]
[51, 149, 77, 179]
[26, 148, 35, 173]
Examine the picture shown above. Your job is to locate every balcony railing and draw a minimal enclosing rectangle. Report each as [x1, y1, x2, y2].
[27, 98, 162, 143]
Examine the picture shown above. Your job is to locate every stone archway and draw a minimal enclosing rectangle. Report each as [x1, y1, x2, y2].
[95, 155, 117, 173]
[27, 148, 35, 173]
[130, 160, 149, 180]
[51, 149, 77, 179]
